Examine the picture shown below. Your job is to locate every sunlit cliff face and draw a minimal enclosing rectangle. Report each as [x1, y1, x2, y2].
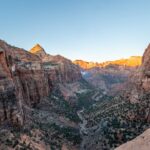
[29, 44, 47, 58]
[73, 56, 142, 69]
[30, 44, 45, 53]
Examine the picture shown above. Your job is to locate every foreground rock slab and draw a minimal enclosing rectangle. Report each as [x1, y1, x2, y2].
[115, 128, 150, 150]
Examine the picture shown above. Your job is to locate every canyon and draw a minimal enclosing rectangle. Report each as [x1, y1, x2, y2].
[0, 39, 150, 150]
[0, 40, 85, 149]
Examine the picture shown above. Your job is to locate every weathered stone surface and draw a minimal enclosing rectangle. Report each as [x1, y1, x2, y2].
[139, 44, 150, 92]
[0, 40, 51, 126]
[115, 128, 150, 150]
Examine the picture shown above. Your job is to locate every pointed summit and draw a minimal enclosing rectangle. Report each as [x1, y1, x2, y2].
[30, 44, 46, 58]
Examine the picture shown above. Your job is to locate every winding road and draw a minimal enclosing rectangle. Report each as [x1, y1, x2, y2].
[77, 109, 88, 135]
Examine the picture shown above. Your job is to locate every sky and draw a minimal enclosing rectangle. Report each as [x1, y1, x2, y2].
[0, 0, 150, 62]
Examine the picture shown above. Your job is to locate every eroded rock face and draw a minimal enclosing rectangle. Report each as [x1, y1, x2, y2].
[0, 42, 22, 126]
[140, 44, 150, 92]
[0, 41, 49, 125]
[0, 40, 82, 127]
[0, 40, 51, 126]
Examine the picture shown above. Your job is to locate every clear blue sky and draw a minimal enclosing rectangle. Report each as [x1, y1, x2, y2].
[0, 0, 150, 62]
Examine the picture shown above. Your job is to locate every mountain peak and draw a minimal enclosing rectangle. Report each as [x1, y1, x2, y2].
[29, 44, 46, 58]
[30, 44, 45, 53]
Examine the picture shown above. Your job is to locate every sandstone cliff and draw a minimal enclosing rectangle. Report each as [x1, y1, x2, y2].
[139, 44, 150, 92]
[0, 40, 51, 126]
[30, 44, 81, 84]
[0, 41, 82, 127]
[0, 40, 85, 149]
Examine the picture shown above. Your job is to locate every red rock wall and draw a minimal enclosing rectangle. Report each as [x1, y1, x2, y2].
[0, 40, 82, 126]
[0, 40, 51, 126]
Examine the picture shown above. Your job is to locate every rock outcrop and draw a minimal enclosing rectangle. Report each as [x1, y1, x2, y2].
[114, 44, 150, 150]
[139, 44, 150, 92]
[115, 128, 150, 150]
[30, 44, 46, 58]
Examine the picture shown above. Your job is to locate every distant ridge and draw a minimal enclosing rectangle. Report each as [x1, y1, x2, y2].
[73, 56, 142, 69]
